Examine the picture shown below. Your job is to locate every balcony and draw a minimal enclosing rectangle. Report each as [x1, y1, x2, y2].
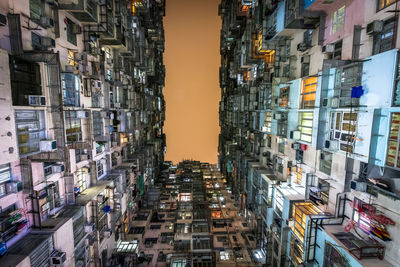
[58, 0, 99, 23]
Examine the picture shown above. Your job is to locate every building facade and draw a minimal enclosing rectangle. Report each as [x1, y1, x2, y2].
[218, 0, 400, 266]
[0, 0, 166, 266]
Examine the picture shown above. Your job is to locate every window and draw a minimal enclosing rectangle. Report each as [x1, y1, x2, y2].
[329, 112, 357, 153]
[290, 233, 304, 267]
[67, 50, 78, 67]
[92, 111, 103, 137]
[373, 17, 396, 55]
[300, 77, 317, 109]
[278, 142, 285, 154]
[277, 113, 288, 137]
[294, 166, 302, 184]
[332, 6, 345, 34]
[329, 40, 343, 60]
[65, 111, 82, 144]
[107, 69, 113, 81]
[9, 57, 42, 106]
[77, 169, 87, 192]
[96, 160, 104, 178]
[30, 0, 43, 22]
[92, 80, 103, 108]
[279, 86, 289, 107]
[334, 64, 362, 107]
[301, 56, 310, 77]
[274, 190, 284, 216]
[263, 112, 272, 132]
[172, 260, 186, 267]
[318, 179, 330, 205]
[178, 193, 191, 202]
[220, 251, 230, 260]
[62, 73, 80, 106]
[66, 18, 77, 46]
[96, 142, 104, 154]
[291, 202, 322, 242]
[319, 151, 332, 175]
[15, 110, 46, 156]
[378, 0, 396, 11]
[298, 112, 313, 143]
[387, 112, 400, 168]
[0, 164, 12, 197]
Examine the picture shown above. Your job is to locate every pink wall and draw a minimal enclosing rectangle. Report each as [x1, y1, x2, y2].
[308, 0, 365, 46]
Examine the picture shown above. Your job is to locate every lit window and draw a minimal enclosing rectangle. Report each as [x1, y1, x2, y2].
[65, 111, 82, 144]
[279, 86, 289, 107]
[332, 6, 345, 34]
[178, 193, 191, 202]
[67, 50, 77, 66]
[263, 112, 272, 132]
[387, 113, 400, 168]
[300, 77, 317, 109]
[298, 112, 313, 143]
[220, 251, 230, 260]
[294, 167, 302, 185]
[378, 0, 396, 11]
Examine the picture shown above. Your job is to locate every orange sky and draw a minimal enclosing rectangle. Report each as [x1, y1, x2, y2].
[164, 0, 221, 164]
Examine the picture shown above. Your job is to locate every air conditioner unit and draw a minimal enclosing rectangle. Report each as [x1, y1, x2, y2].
[325, 140, 339, 150]
[330, 97, 339, 108]
[52, 165, 65, 173]
[297, 42, 310, 52]
[6, 181, 22, 193]
[114, 102, 121, 108]
[322, 44, 335, 53]
[40, 140, 57, 152]
[291, 143, 301, 150]
[92, 80, 101, 91]
[80, 154, 90, 160]
[41, 37, 56, 48]
[274, 113, 282, 120]
[77, 111, 89, 118]
[350, 180, 367, 192]
[50, 251, 66, 266]
[100, 111, 109, 118]
[0, 13, 7, 26]
[290, 130, 301, 140]
[28, 95, 46, 106]
[287, 219, 295, 228]
[84, 222, 95, 233]
[301, 55, 310, 64]
[366, 20, 383, 35]
[72, 24, 82, 34]
[40, 16, 54, 27]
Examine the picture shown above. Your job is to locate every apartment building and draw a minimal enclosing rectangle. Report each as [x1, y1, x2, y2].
[0, 0, 165, 266]
[125, 160, 261, 266]
[218, 0, 400, 266]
